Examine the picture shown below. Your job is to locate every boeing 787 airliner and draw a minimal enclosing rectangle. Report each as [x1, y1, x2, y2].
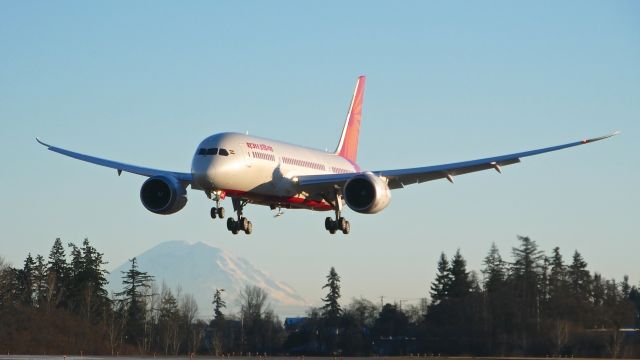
[38, 76, 617, 235]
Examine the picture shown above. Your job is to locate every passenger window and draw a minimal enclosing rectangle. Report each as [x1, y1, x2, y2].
[198, 148, 206, 155]
[219, 149, 229, 156]
[206, 148, 218, 155]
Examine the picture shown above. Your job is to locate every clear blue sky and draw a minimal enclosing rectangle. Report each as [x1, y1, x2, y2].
[1, 1, 638, 309]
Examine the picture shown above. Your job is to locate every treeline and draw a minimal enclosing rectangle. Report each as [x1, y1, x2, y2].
[0, 238, 283, 355]
[422, 237, 640, 357]
[279, 237, 640, 357]
[1, 236, 639, 357]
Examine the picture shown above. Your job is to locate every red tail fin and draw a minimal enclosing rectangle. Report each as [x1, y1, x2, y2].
[335, 76, 366, 163]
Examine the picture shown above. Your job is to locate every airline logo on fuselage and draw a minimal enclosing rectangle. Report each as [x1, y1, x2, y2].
[246, 142, 274, 152]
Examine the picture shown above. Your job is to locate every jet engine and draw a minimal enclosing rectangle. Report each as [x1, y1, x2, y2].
[140, 175, 188, 215]
[343, 172, 391, 214]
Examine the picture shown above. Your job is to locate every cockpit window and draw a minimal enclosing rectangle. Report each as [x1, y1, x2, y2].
[198, 147, 232, 156]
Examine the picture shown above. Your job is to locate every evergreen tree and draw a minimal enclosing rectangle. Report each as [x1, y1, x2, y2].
[548, 247, 566, 301]
[510, 236, 545, 351]
[567, 250, 590, 300]
[429, 252, 451, 305]
[591, 272, 606, 326]
[621, 275, 631, 298]
[480, 243, 511, 353]
[212, 288, 226, 322]
[448, 249, 471, 298]
[321, 266, 342, 321]
[567, 250, 591, 324]
[546, 247, 571, 353]
[79, 238, 110, 322]
[33, 254, 48, 307]
[117, 258, 154, 349]
[67, 242, 84, 313]
[47, 237, 68, 310]
[18, 253, 36, 306]
[210, 288, 226, 355]
[482, 242, 505, 292]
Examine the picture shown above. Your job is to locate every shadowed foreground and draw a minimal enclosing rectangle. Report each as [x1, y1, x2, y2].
[1, 357, 639, 360]
[2, 238, 640, 358]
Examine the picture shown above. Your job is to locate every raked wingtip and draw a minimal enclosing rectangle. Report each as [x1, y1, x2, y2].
[36, 137, 50, 147]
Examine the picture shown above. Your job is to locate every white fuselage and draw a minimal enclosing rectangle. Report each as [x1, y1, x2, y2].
[190, 132, 358, 210]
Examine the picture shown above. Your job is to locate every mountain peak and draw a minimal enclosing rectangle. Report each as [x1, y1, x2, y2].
[107, 241, 309, 318]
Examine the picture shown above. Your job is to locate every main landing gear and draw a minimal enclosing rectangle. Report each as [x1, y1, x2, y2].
[324, 190, 350, 234]
[226, 198, 252, 235]
[325, 210, 350, 235]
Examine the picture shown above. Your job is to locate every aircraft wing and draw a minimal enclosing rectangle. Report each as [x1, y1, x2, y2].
[296, 132, 618, 190]
[36, 138, 193, 183]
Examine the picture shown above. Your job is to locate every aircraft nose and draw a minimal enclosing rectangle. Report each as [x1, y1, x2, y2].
[191, 155, 213, 189]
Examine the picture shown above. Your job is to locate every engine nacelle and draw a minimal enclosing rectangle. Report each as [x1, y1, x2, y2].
[140, 175, 188, 215]
[343, 172, 391, 214]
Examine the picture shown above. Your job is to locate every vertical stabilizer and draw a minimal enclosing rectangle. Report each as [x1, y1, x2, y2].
[335, 76, 366, 163]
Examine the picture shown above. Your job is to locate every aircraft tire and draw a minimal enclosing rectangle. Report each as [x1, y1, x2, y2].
[342, 220, 350, 234]
[338, 217, 347, 231]
[325, 217, 333, 230]
[217, 207, 225, 218]
[245, 221, 253, 234]
[240, 217, 249, 231]
[210, 207, 217, 219]
[227, 217, 235, 231]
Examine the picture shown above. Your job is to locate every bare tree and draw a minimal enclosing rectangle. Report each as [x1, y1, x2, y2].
[106, 292, 125, 355]
[181, 293, 199, 354]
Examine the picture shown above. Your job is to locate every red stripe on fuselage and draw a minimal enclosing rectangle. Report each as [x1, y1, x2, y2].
[223, 189, 333, 211]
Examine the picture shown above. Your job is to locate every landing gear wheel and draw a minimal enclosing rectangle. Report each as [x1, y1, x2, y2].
[329, 228, 336, 234]
[325, 217, 333, 230]
[210, 207, 217, 219]
[245, 221, 253, 234]
[338, 217, 347, 231]
[239, 217, 249, 232]
[217, 207, 225, 218]
[342, 220, 350, 234]
[227, 217, 235, 231]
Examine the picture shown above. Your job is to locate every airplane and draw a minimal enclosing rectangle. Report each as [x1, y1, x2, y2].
[37, 76, 618, 235]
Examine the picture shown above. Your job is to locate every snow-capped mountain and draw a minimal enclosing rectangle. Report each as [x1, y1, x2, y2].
[107, 240, 309, 318]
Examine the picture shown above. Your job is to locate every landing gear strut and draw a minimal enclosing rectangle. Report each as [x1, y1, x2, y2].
[324, 190, 350, 235]
[226, 198, 252, 235]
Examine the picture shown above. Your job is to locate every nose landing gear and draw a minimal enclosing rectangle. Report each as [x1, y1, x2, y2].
[210, 205, 225, 219]
[209, 192, 225, 220]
